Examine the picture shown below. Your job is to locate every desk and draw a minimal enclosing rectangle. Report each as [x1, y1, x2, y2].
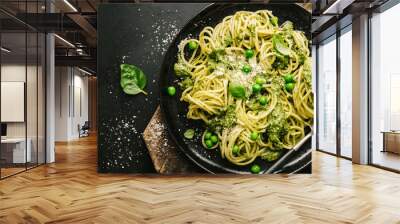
[1, 138, 31, 163]
[381, 131, 400, 154]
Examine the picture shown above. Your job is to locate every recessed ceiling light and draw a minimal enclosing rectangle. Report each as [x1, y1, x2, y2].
[78, 67, 92, 76]
[1, 47, 11, 53]
[323, 0, 354, 15]
[54, 34, 75, 48]
[63, 0, 78, 12]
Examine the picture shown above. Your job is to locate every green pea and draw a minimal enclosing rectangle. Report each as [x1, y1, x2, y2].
[255, 77, 266, 85]
[244, 49, 254, 59]
[283, 73, 294, 83]
[285, 83, 295, 92]
[205, 132, 212, 140]
[252, 84, 261, 93]
[210, 135, 218, 144]
[188, 41, 198, 50]
[205, 139, 213, 148]
[242, 64, 251, 74]
[167, 86, 176, 96]
[232, 145, 240, 154]
[251, 164, 261, 174]
[250, 132, 258, 141]
[259, 96, 268, 105]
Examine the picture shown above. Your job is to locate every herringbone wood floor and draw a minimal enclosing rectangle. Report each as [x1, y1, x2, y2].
[1, 135, 400, 224]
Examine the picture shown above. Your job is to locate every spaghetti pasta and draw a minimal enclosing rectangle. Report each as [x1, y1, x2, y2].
[174, 10, 313, 167]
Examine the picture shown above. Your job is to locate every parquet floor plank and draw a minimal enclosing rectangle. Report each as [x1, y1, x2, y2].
[0, 135, 400, 223]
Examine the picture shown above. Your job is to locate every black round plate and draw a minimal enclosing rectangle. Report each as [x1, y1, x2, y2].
[160, 3, 312, 174]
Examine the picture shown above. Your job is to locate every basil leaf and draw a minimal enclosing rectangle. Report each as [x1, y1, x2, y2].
[183, 129, 195, 139]
[229, 83, 246, 98]
[135, 68, 147, 89]
[120, 78, 135, 89]
[271, 16, 278, 26]
[120, 64, 136, 79]
[272, 35, 290, 56]
[120, 64, 147, 95]
[123, 84, 145, 95]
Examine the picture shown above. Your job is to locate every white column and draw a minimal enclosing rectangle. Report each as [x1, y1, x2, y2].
[352, 14, 369, 164]
[46, 32, 55, 163]
[45, 0, 55, 163]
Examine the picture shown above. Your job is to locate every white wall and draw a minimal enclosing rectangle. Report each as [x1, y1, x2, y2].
[55, 66, 69, 141]
[1, 64, 41, 138]
[55, 66, 89, 141]
[71, 73, 89, 138]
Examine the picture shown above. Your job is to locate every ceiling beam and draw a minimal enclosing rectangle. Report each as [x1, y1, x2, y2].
[66, 14, 97, 47]
[55, 55, 96, 72]
[322, 0, 356, 14]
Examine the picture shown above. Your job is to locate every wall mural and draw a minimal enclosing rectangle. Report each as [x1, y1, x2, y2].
[98, 3, 313, 174]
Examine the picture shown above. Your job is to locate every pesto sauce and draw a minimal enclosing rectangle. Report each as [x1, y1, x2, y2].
[207, 105, 237, 132]
[266, 103, 289, 148]
[178, 77, 194, 90]
[262, 151, 280, 162]
[174, 60, 191, 77]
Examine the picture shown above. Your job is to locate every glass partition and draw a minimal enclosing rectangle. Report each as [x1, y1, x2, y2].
[0, 1, 46, 179]
[1, 30, 28, 177]
[27, 30, 38, 169]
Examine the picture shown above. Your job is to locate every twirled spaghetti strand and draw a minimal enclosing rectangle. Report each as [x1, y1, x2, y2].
[174, 10, 313, 166]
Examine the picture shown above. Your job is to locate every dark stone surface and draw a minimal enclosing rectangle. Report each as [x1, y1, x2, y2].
[97, 3, 312, 174]
[97, 3, 208, 173]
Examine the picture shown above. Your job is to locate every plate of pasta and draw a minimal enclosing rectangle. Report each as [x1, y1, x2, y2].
[160, 3, 313, 174]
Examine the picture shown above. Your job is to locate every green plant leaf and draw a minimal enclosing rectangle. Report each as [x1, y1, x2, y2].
[120, 78, 135, 89]
[229, 83, 246, 98]
[183, 129, 195, 139]
[272, 35, 290, 56]
[123, 84, 145, 95]
[120, 64, 147, 95]
[135, 68, 147, 89]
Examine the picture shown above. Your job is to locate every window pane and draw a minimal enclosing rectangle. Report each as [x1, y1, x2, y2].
[340, 28, 352, 158]
[371, 3, 400, 171]
[318, 36, 337, 154]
